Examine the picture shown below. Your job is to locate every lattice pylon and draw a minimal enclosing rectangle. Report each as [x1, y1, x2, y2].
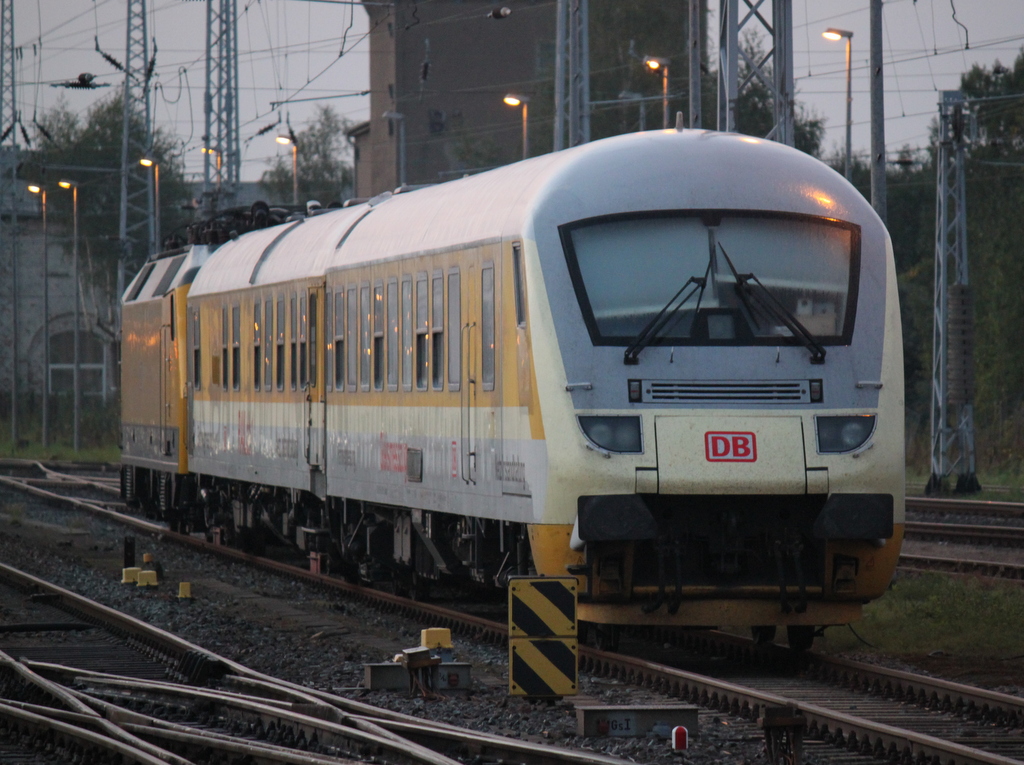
[717, 0, 795, 145]
[118, 0, 154, 297]
[202, 0, 239, 214]
[928, 90, 980, 494]
[1, 0, 19, 442]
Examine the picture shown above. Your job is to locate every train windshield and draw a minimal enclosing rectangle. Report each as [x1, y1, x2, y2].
[562, 211, 859, 347]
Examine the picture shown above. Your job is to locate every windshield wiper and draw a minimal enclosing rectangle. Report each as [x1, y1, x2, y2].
[718, 244, 827, 365]
[623, 272, 708, 365]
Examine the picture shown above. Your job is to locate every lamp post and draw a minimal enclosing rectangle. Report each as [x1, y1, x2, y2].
[276, 133, 299, 205]
[28, 184, 49, 448]
[202, 146, 222, 192]
[503, 95, 531, 160]
[58, 180, 81, 452]
[618, 91, 646, 131]
[823, 28, 854, 180]
[382, 112, 407, 188]
[139, 158, 160, 254]
[644, 56, 670, 129]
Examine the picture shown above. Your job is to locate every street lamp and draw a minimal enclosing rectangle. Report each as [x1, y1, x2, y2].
[503, 95, 530, 160]
[201, 146, 222, 191]
[28, 184, 50, 448]
[644, 56, 670, 129]
[823, 28, 854, 181]
[382, 111, 407, 188]
[139, 157, 161, 254]
[58, 180, 81, 452]
[276, 132, 299, 205]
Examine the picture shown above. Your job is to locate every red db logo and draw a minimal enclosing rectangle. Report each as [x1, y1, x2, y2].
[705, 432, 757, 462]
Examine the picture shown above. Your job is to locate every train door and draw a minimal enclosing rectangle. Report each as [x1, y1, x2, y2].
[460, 251, 502, 491]
[305, 282, 327, 476]
[160, 293, 174, 458]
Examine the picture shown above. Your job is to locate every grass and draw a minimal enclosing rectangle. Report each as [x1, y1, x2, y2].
[0, 438, 121, 464]
[818, 573, 1024, 659]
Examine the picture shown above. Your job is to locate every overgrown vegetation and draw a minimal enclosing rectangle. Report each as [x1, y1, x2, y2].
[260, 105, 354, 205]
[878, 49, 1024, 479]
[818, 573, 1024, 658]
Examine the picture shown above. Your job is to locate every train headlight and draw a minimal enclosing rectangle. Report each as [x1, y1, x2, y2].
[578, 416, 643, 454]
[815, 415, 876, 453]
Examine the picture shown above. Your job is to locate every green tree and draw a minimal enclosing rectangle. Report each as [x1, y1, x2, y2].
[260, 106, 353, 205]
[25, 94, 191, 283]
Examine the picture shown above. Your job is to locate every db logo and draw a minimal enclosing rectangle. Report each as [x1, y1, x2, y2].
[705, 431, 757, 462]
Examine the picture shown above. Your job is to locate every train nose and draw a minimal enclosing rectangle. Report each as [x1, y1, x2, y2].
[655, 415, 807, 494]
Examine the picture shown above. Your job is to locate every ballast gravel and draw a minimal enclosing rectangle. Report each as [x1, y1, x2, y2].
[0, 491, 785, 765]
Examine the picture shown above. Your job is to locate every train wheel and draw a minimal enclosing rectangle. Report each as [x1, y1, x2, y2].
[751, 626, 777, 645]
[786, 625, 815, 651]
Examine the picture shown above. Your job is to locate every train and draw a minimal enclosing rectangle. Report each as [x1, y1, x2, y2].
[120, 126, 905, 650]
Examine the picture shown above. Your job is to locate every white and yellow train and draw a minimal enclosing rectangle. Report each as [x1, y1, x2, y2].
[121, 127, 904, 650]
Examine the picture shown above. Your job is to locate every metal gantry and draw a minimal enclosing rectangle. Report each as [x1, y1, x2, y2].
[552, 0, 590, 151]
[202, 0, 240, 214]
[118, 0, 154, 298]
[929, 90, 980, 494]
[717, 0, 795, 146]
[0, 0, 17, 444]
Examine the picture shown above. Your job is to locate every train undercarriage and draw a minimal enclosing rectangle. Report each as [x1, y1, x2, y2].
[120, 465, 534, 598]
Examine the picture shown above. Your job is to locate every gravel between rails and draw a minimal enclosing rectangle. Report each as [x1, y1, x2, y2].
[0, 488, 773, 765]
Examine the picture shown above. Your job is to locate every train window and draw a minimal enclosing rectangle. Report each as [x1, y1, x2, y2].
[387, 279, 399, 390]
[290, 296, 298, 391]
[360, 285, 371, 391]
[299, 295, 308, 389]
[264, 299, 273, 391]
[231, 305, 240, 391]
[169, 295, 175, 341]
[415, 274, 428, 390]
[276, 298, 285, 391]
[346, 287, 357, 390]
[562, 212, 859, 347]
[325, 291, 333, 391]
[447, 270, 460, 390]
[431, 273, 444, 390]
[373, 283, 384, 391]
[191, 309, 201, 390]
[334, 291, 345, 390]
[482, 266, 495, 390]
[512, 243, 526, 327]
[253, 301, 261, 391]
[309, 292, 318, 388]
[402, 277, 413, 391]
[221, 307, 228, 391]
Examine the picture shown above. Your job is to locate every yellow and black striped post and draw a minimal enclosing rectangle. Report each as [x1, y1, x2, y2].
[508, 576, 577, 697]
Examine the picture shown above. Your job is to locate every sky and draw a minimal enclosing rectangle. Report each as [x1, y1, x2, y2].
[12, 0, 1024, 182]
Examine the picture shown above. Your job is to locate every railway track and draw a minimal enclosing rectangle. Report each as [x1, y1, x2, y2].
[2, 466, 1024, 765]
[0, 562, 628, 765]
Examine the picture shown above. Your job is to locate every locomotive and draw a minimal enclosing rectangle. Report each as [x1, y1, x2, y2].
[121, 127, 904, 650]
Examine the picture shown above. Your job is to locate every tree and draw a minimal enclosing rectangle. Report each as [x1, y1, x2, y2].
[260, 106, 354, 205]
[25, 94, 191, 283]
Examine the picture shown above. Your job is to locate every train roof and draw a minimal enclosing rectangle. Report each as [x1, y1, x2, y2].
[188, 128, 879, 298]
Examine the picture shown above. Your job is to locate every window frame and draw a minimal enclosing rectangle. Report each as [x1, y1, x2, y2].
[447, 268, 461, 391]
[387, 278, 399, 391]
[253, 300, 261, 391]
[415, 273, 429, 391]
[402, 276, 413, 392]
[481, 264, 495, 391]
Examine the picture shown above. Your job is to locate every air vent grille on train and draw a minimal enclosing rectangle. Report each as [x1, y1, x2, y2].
[643, 380, 811, 404]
